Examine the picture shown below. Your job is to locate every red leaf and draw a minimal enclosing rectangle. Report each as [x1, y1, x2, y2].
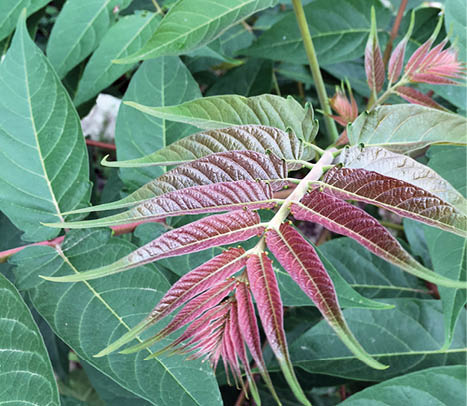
[51, 180, 277, 229]
[44, 210, 264, 282]
[322, 166, 466, 236]
[235, 281, 280, 403]
[291, 190, 467, 288]
[247, 253, 310, 405]
[147, 247, 247, 324]
[266, 223, 386, 370]
[365, 7, 385, 93]
[395, 86, 445, 109]
[154, 280, 236, 341]
[388, 38, 407, 83]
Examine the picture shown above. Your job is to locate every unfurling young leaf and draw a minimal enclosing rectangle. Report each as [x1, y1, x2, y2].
[247, 253, 311, 406]
[291, 190, 467, 289]
[266, 223, 386, 370]
[395, 86, 445, 109]
[329, 81, 359, 127]
[387, 11, 415, 84]
[41, 210, 264, 282]
[364, 7, 385, 94]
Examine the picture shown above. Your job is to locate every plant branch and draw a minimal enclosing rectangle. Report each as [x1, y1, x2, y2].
[291, 0, 339, 142]
[85, 139, 116, 151]
[0, 220, 167, 264]
[383, 0, 409, 67]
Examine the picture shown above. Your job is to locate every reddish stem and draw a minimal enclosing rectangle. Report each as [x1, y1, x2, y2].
[0, 220, 164, 264]
[85, 139, 116, 151]
[382, 0, 409, 67]
[339, 385, 347, 401]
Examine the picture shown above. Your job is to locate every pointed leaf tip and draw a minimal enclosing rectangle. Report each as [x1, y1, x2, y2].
[365, 6, 385, 93]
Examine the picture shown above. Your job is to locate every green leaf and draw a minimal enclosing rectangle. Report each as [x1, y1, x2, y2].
[206, 58, 273, 96]
[115, 56, 201, 190]
[0, 11, 91, 242]
[241, 0, 391, 65]
[348, 105, 467, 153]
[11, 229, 222, 406]
[445, 0, 466, 54]
[115, 0, 279, 63]
[423, 146, 466, 347]
[0, 273, 59, 405]
[0, 0, 49, 41]
[126, 94, 318, 144]
[74, 12, 162, 106]
[289, 299, 467, 380]
[320, 238, 429, 299]
[46, 0, 131, 78]
[339, 366, 465, 405]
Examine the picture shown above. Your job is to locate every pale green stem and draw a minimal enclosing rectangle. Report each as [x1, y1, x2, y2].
[291, 0, 339, 143]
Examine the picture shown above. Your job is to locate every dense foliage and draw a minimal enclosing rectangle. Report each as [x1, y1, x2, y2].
[0, 1, 465, 405]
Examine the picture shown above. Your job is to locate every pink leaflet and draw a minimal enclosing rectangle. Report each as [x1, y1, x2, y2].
[395, 86, 444, 109]
[388, 38, 407, 83]
[246, 253, 288, 360]
[148, 247, 247, 323]
[265, 223, 344, 328]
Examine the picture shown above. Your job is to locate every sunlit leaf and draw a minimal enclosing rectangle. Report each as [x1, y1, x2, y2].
[348, 105, 467, 153]
[42, 210, 264, 282]
[291, 190, 467, 288]
[321, 166, 467, 236]
[266, 223, 387, 370]
[125, 94, 318, 144]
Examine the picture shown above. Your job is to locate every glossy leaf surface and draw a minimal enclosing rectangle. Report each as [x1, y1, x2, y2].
[116, 0, 278, 63]
[291, 190, 467, 288]
[47, 180, 276, 229]
[266, 223, 386, 370]
[66, 150, 286, 215]
[0, 12, 91, 242]
[11, 229, 222, 406]
[104, 124, 313, 169]
[337, 145, 466, 213]
[348, 105, 467, 153]
[321, 166, 466, 236]
[43, 210, 264, 282]
[126, 94, 317, 144]
[0, 273, 59, 405]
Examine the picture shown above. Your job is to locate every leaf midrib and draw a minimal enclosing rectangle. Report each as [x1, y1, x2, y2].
[54, 243, 202, 406]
